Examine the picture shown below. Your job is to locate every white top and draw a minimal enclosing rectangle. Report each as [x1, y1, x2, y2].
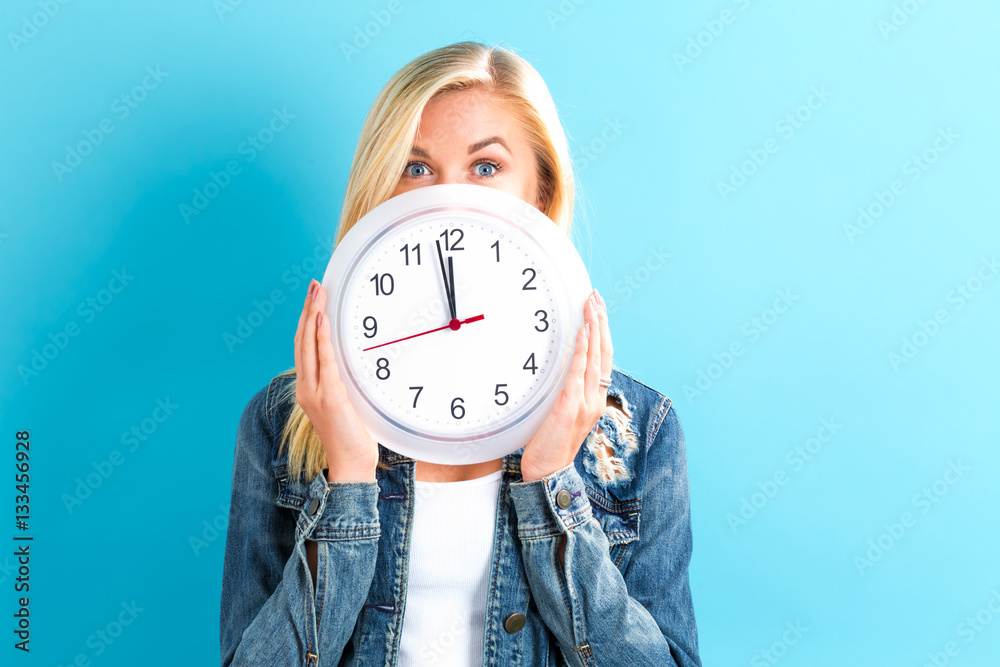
[398, 468, 504, 666]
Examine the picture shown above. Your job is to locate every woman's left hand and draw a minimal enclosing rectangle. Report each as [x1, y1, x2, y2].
[520, 288, 613, 483]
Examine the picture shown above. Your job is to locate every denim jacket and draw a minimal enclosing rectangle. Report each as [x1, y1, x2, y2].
[220, 366, 701, 666]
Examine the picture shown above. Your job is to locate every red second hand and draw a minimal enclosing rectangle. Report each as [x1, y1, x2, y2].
[362, 314, 485, 352]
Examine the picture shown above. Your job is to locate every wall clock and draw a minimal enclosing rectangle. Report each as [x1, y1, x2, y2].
[320, 183, 592, 465]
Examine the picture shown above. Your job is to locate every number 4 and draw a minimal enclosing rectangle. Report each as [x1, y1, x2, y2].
[523, 353, 537, 374]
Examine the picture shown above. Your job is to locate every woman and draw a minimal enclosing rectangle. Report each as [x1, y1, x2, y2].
[221, 41, 700, 666]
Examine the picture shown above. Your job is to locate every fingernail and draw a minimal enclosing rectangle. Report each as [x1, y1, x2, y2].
[595, 289, 604, 308]
[311, 281, 320, 300]
[307, 280, 316, 298]
[316, 311, 322, 328]
[584, 322, 590, 336]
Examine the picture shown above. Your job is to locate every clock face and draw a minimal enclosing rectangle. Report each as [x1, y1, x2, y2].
[322, 184, 591, 464]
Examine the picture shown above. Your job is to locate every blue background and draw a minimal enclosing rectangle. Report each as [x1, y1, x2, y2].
[2, 0, 998, 665]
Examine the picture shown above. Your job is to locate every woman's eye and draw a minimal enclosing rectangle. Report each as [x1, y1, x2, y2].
[405, 162, 428, 177]
[474, 160, 501, 178]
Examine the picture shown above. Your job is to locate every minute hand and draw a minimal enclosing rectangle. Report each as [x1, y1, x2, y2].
[361, 314, 485, 351]
[435, 239, 456, 320]
[447, 255, 457, 319]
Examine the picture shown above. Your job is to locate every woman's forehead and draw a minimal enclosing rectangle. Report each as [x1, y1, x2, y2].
[415, 94, 525, 152]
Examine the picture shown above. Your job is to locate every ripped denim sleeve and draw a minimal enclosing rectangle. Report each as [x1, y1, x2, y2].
[582, 385, 640, 488]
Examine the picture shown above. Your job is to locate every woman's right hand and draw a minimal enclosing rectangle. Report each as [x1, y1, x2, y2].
[294, 279, 379, 483]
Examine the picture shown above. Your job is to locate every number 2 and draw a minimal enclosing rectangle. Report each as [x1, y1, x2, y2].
[522, 268, 536, 290]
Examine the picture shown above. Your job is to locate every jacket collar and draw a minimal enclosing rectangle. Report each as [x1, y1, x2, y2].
[376, 442, 525, 475]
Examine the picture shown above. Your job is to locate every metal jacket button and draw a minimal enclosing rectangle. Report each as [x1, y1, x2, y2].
[306, 497, 320, 515]
[504, 612, 526, 633]
[555, 489, 572, 509]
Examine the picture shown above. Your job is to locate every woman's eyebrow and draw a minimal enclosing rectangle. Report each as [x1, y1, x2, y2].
[468, 136, 510, 155]
[409, 136, 511, 158]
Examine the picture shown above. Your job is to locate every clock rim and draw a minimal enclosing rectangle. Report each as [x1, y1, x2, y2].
[321, 184, 592, 464]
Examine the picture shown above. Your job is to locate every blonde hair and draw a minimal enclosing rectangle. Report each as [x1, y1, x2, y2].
[276, 40, 577, 483]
